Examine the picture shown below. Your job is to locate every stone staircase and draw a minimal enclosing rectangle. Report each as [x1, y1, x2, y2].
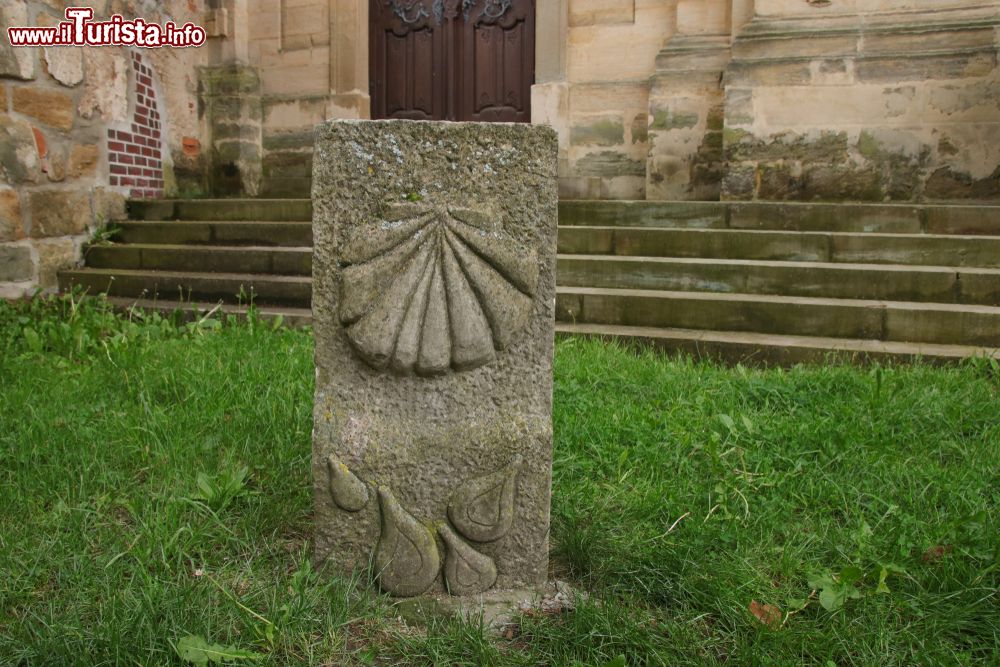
[59, 198, 1000, 365]
[60, 199, 315, 327]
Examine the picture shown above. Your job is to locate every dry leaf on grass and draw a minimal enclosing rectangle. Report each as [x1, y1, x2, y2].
[922, 545, 953, 563]
[749, 600, 782, 628]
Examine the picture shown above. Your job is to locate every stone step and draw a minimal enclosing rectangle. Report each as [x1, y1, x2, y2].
[556, 286, 1000, 347]
[114, 221, 313, 246]
[102, 297, 312, 328]
[127, 199, 312, 222]
[556, 255, 1000, 306]
[59, 268, 311, 307]
[559, 200, 1000, 235]
[556, 322, 1000, 366]
[557, 226, 1000, 268]
[86, 244, 312, 276]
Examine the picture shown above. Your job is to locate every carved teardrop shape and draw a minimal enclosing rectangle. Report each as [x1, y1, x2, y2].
[448, 455, 521, 543]
[374, 487, 441, 597]
[339, 204, 537, 376]
[438, 523, 498, 596]
[326, 456, 369, 512]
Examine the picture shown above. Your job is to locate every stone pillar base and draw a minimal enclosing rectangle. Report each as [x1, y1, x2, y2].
[646, 35, 731, 201]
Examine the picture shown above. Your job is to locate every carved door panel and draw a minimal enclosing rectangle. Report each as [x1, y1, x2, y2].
[369, 0, 534, 122]
[369, 1, 450, 120]
[457, 0, 534, 122]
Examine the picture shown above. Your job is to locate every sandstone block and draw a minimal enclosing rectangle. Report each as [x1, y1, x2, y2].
[0, 187, 23, 241]
[0, 2, 34, 80]
[44, 47, 84, 87]
[0, 243, 33, 282]
[570, 116, 625, 147]
[311, 120, 557, 598]
[68, 144, 99, 179]
[12, 87, 75, 131]
[0, 114, 41, 183]
[35, 237, 76, 287]
[28, 189, 91, 238]
[78, 49, 128, 122]
[93, 186, 127, 222]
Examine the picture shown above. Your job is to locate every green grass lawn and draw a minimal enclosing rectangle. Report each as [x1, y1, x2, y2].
[1, 295, 998, 666]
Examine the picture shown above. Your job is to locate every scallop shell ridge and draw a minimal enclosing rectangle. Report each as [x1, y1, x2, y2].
[339, 206, 538, 375]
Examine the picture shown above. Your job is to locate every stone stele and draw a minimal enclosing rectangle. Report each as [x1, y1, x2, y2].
[311, 120, 558, 598]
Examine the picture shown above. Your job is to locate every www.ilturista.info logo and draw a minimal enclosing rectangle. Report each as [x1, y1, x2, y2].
[7, 7, 206, 48]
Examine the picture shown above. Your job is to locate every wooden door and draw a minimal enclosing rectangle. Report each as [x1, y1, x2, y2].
[369, 0, 534, 122]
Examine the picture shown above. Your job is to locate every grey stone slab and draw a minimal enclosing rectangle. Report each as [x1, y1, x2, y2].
[311, 120, 558, 598]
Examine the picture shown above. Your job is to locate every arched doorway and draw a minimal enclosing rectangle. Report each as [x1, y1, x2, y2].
[368, 0, 535, 122]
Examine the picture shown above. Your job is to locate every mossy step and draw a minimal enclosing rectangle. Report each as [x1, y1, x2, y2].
[59, 268, 311, 307]
[556, 255, 1000, 306]
[86, 244, 312, 276]
[128, 199, 312, 222]
[101, 297, 313, 328]
[556, 322, 1000, 367]
[556, 286, 1000, 347]
[115, 221, 313, 246]
[558, 200, 1000, 235]
[558, 226, 1000, 268]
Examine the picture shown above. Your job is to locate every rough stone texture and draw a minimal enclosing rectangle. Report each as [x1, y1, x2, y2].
[0, 114, 41, 184]
[68, 144, 99, 179]
[12, 87, 75, 131]
[77, 49, 128, 122]
[200, 65, 263, 197]
[312, 120, 557, 598]
[35, 237, 76, 288]
[723, 5, 1000, 202]
[0, 188, 24, 242]
[0, 243, 34, 282]
[92, 187, 127, 222]
[28, 190, 91, 238]
[43, 47, 84, 87]
[0, 2, 35, 81]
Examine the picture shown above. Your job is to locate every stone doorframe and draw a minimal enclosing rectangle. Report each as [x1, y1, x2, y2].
[326, 0, 569, 122]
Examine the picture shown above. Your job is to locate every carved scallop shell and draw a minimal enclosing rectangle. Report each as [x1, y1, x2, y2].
[339, 204, 538, 376]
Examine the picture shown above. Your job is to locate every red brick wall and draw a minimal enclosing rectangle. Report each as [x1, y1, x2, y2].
[106, 52, 163, 199]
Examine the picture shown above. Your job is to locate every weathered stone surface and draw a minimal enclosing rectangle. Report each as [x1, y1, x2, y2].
[570, 117, 624, 146]
[0, 2, 34, 81]
[0, 188, 23, 242]
[575, 150, 646, 177]
[28, 189, 91, 238]
[650, 108, 699, 131]
[68, 144, 99, 179]
[12, 87, 75, 131]
[35, 237, 76, 288]
[44, 144, 66, 183]
[78, 49, 128, 122]
[312, 120, 557, 597]
[374, 487, 441, 597]
[438, 524, 498, 596]
[44, 47, 84, 87]
[0, 114, 41, 183]
[92, 187, 127, 222]
[325, 456, 369, 512]
[630, 113, 648, 145]
[0, 243, 33, 282]
[925, 166, 1000, 200]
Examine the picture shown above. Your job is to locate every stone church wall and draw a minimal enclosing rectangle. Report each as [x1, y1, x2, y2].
[722, 2, 1000, 202]
[0, 0, 208, 298]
